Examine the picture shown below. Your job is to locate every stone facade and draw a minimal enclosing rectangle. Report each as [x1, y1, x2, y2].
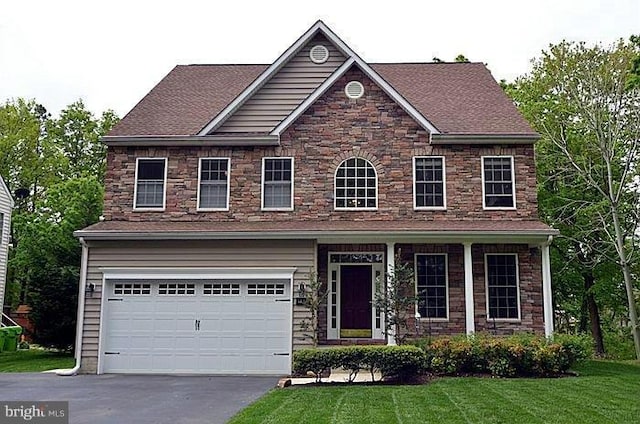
[103, 67, 537, 223]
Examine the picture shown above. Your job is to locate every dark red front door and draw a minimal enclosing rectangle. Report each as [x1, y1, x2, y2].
[340, 265, 372, 338]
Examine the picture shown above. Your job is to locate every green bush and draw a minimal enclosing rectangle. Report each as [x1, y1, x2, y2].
[409, 333, 592, 377]
[292, 345, 426, 382]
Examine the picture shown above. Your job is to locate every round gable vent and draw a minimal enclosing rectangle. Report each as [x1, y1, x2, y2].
[309, 45, 329, 64]
[345, 81, 364, 99]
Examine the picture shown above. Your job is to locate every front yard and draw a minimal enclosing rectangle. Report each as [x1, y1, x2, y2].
[229, 361, 640, 424]
[0, 349, 74, 372]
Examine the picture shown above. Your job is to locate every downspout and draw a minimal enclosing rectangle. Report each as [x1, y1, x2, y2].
[57, 237, 88, 376]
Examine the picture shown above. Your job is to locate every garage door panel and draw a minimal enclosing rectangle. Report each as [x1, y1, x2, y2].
[102, 278, 291, 374]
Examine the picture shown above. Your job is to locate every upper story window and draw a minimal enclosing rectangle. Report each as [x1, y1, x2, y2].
[485, 254, 520, 320]
[0, 212, 4, 240]
[335, 157, 377, 210]
[413, 156, 446, 209]
[262, 157, 294, 210]
[415, 254, 448, 319]
[134, 158, 167, 210]
[198, 158, 230, 210]
[482, 156, 515, 209]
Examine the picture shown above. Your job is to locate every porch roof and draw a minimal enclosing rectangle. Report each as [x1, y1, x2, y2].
[76, 220, 558, 244]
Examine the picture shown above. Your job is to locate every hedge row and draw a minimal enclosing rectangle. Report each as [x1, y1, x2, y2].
[410, 333, 593, 377]
[293, 334, 592, 381]
[293, 345, 424, 382]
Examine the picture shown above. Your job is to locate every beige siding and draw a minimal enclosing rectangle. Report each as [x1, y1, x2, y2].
[215, 34, 346, 133]
[0, 183, 12, 310]
[80, 239, 315, 373]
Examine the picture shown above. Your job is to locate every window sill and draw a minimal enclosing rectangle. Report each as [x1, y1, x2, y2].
[483, 206, 517, 211]
[486, 318, 521, 323]
[334, 207, 378, 211]
[197, 208, 229, 212]
[261, 208, 294, 212]
[414, 206, 447, 211]
[133, 207, 165, 212]
[418, 317, 449, 322]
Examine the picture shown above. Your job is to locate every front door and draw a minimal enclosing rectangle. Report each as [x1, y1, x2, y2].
[340, 265, 372, 338]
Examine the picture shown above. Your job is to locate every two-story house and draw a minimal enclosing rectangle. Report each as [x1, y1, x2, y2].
[74, 21, 557, 375]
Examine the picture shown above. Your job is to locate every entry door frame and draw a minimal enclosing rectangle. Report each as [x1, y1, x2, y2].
[326, 252, 385, 340]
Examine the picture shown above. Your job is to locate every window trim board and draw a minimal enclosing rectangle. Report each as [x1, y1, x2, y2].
[333, 156, 379, 211]
[414, 253, 450, 321]
[481, 155, 517, 210]
[412, 156, 447, 211]
[484, 252, 522, 322]
[133, 157, 168, 211]
[196, 157, 231, 211]
[261, 156, 295, 211]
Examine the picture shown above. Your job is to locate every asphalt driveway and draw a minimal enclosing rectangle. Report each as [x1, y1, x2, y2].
[0, 373, 277, 423]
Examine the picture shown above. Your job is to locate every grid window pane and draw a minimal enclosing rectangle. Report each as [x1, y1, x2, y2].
[416, 254, 447, 319]
[136, 159, 165, 208]
[486, 254, 519, 319]
[415, 157, 444, 207]
[264, 158, 293, 209]
[335, 157, 377, 209]
[484, 157, 514, 208]
[199, 159, 229, 209]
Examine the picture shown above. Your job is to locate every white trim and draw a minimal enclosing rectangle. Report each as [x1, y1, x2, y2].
[0, 175, 14, 208]
[333, 156, 378, 211]
[386, 242, 396, 345]
[196, 157, 231, 211]
[414, 253, 449, 321]
[97, 272, 107, 374]
[199, 20, 440, 136]
[261, 157, 294, 211]
[484, 253, 521, 322]
[541, 238, 554, 338]
[133, 157, 167, 211]
[413, 156, 447, 210]
[481, 156, 516, 210]
[99, 267, 297, 281]
[271, 58, 355, 135]
[463, 242, 475, 334]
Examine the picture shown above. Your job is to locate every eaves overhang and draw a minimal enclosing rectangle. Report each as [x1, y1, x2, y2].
[431, 133, 539, 145]
[101, 134, 280, 147]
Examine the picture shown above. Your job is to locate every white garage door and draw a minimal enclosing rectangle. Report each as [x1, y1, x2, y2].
[101, 279, 291, 375]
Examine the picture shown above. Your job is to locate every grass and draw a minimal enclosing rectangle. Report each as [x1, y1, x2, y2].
[229, 361, 640, 424]
[0, 349, 74, 372]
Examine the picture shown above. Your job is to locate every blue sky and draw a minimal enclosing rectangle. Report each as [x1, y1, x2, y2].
[1, 0, 638, 118]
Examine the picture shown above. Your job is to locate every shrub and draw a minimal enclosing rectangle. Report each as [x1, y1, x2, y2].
[292, 345, 426, 382]
[409, 333, 592, 377]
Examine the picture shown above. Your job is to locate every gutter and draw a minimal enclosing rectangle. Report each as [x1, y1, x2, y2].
[101, 134, 280, 147]
[431, 134, 539, 145]
[56, 237, 89, 376]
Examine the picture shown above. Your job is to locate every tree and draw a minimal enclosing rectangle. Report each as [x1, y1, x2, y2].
[455, 54, 470, 62]
[11, 177, 104, 349]
[47, 100, 118, 182]
[298, 270, 328, 347]
[374, 254, 417, 345]
[508, 38, 640, 359]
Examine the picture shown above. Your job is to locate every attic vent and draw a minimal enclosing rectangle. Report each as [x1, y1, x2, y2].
[309, 45, 329, 64]
[345, 81, 364, 99]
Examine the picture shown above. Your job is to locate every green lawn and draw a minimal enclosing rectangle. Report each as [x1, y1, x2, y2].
[229, 361, 640, 424]
[0, 349, 74, 372]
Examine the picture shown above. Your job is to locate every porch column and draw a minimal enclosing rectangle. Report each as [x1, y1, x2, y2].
[463, 242, 475, 335]
[386, 242, 396, 346]
[541, 238, 554, 338]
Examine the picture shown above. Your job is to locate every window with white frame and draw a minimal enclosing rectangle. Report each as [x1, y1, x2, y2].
[134, 158, 167, 209]
[486, 254, 520, 319]
[198, 158, 230, 210]
[414, 157, 445, 209]
[482, 156, 515, 208]
[335, 157, 377, 209]
[416, 254, 448, 319]
[262, 158, 293, 210]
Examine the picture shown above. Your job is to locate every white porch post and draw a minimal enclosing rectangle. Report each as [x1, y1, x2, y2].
[386, 242, 396, 346]
[463, 242, 475, 335]
[541, 238, 554, 338]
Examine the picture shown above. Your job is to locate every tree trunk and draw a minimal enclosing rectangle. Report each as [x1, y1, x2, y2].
[610, 208, 640, 359]
[583, 272, 605, 356]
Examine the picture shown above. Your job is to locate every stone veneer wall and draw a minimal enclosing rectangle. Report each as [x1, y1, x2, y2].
[103, 67, 538, 223]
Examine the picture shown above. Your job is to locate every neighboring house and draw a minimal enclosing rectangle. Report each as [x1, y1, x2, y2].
[0, 175, 13, 313]
[74, 21, 558, 375]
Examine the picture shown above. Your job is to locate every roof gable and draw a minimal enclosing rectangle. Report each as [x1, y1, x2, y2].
[199, 20, 439, 136]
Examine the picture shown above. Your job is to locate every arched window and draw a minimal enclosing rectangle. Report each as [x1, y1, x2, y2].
[334, 157, 378, 209]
